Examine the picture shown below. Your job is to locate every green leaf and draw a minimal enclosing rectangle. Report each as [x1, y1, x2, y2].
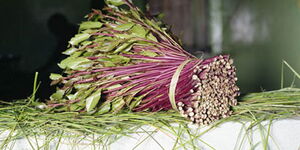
[124, 90, 138, 106]
[111, 97, 125, 113]
[100, 56, 129, 67]
[109, 55, 130, 64]
[114, 42, 134, 53]
[58, 57, 91, 70]
[105, 0, 125, 6]
[79, 21, 103, 31]
[129, 94, 146, 110]
[71, 51, 84, 57]
[129, 98, 141, 110]
[69, 104, 83, 112]
[114, 22, 135, 31]
[103, 61, 116, 67]
[146, 33, 158, 42]
[57, 57, 73, 69]
[82, 29, 98, 34]
[67, 87, 94, 100]
[62, 47, 78, 55]
[86, 88, 102, 112]
[69, 100, 86, 111]
[145, 19, 162, 32]
[130, 9, 142, 20]
[97, 101, 111, 115]
[50, 90, 65, 100]
[130, 24, 147, 38]
[66, 94, 77, 100]
[74, 83, 91, 90]
[99, 40, 122, 52]
[81, 41, 93, 47]
[69, 33, 90, 46]
[94, 36, 113, 42]
[49, 73, 62, 80]
[72, 61, 94, 71]
[140, 50, 157, 57]
[115, 33, 135, 39]
[83, 51, 94, 57]
[80, 87, 96, 99]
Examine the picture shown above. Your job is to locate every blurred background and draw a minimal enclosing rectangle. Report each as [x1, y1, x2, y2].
[0, 0, 300, 100]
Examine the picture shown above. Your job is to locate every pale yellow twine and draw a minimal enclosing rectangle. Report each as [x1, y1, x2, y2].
[168, 59, 192, 111]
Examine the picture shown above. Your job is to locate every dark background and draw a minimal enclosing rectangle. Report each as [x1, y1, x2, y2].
[1, 0, 300, 100]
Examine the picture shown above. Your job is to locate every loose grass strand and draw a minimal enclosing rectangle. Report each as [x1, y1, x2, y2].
[0, 90, 299, 148]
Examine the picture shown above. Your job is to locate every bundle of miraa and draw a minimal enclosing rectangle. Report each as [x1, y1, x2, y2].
[48, 0, 239, 125]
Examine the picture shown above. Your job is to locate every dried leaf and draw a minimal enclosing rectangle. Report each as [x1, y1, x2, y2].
[49, 73, 62, 80]
[140, 50, 157, 57]
[105, 0, 125, 6]
[81, 41, 93, 47]
[97, 101, 112, 114]
[86, 88, 102, 112]
[50, 90, 65, 100]
[103, 61, 116, 67]
[108, 55, 130, 64]
[62, 47, 78, 55]
[79, 21, 103, 31]
[130, 24, 147, 38]
[114, 22, 135, 31]
[114, 41, 134, 53]
[111, 97, 125, 113]
[69, 33, 90, 46]
[146, 32, 158, 42]
[58, 57, 91, 70]
[74, 83, 91, 90]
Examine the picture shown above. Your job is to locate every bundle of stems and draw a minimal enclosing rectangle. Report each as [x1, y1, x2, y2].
[1, 0, 299, 148]
[48, 0, 239, 126]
